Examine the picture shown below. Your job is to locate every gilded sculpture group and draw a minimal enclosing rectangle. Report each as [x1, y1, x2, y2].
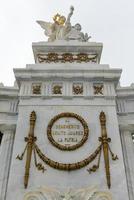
[37, 6, 91, 42]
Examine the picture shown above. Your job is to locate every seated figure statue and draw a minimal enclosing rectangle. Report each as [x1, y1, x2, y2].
[65, 23, 91, 42]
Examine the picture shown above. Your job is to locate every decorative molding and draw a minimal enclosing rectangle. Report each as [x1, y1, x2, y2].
[18, 82, 118, 98]
[32, 84, 42, 95]
[87, 111, 118, 189]
[100, 111, 111, 188]
[23, 186, 113, 200]
[52, 84, 62, 95]
[0, 124, 16, 133]
[35, 143, 101, 171]
[73, 83, 83, 95]
[93, 84, 103, 95]
[37, 53, 97, 63]
[16, 111, 45, 188]
[17, 111, 118, 189]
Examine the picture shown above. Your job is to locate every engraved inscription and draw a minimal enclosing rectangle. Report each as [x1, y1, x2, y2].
[51, 118, 84, 146]
[47, 112, 89, 151]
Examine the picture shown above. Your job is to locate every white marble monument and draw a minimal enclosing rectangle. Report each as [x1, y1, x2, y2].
[0, 6, 133, 200]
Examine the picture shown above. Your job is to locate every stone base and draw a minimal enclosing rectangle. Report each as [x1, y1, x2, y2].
[23, 186, 112, 200]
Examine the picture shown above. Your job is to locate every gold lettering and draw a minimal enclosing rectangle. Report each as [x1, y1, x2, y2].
[64, 138, 78, 142]
[54, 124, 81, 129]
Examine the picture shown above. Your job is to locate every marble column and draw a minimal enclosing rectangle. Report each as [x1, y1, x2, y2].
[0, 124, 16, 200]
[120, 125, 134, 200]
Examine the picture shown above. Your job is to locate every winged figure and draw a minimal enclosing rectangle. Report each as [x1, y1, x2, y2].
[37, 6, 74, 42]
[37, 21, 53, 37]
[37, 6, 91, 42]
[37, 21, 56, 41]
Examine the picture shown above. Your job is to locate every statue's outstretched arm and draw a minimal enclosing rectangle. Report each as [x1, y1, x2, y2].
[66, 6, 74, 24]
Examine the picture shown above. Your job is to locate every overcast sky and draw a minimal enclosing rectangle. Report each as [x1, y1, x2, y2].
[0, 0, 133, 86]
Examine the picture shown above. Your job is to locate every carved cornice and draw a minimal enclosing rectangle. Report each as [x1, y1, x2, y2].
[0, 124, 16, 133]
[14, 67, 122, 87]
[0, 86, 19, 99]
[119, 124, 134, 132]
